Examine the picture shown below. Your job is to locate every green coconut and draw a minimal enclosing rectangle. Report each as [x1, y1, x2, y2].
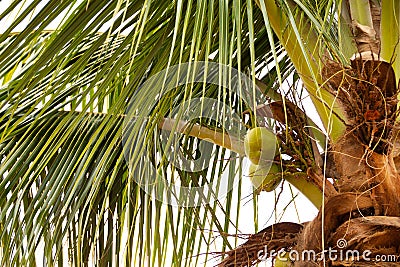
[248, 163, 282, 192]
[275, 251, 292, 267]
[244, 127, 278, 166]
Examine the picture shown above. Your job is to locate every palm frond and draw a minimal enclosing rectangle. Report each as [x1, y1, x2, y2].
[0, 0, 348, 265]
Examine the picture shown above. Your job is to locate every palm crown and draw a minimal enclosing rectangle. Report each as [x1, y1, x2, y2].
[1, 0, 400, 266]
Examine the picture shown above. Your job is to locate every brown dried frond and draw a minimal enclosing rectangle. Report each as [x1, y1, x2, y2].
[217, 222, 303, 267]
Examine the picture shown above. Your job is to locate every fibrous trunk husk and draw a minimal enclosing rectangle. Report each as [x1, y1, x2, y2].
[295, 44, 400, 265]
[292, 54, 400, 266]
[218, 57, 400, 266]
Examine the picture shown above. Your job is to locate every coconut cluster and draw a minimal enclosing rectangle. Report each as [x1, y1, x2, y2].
[244, 127, 282, 192]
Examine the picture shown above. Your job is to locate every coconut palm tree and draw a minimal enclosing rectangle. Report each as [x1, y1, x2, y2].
[0, 0, 399, 266]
